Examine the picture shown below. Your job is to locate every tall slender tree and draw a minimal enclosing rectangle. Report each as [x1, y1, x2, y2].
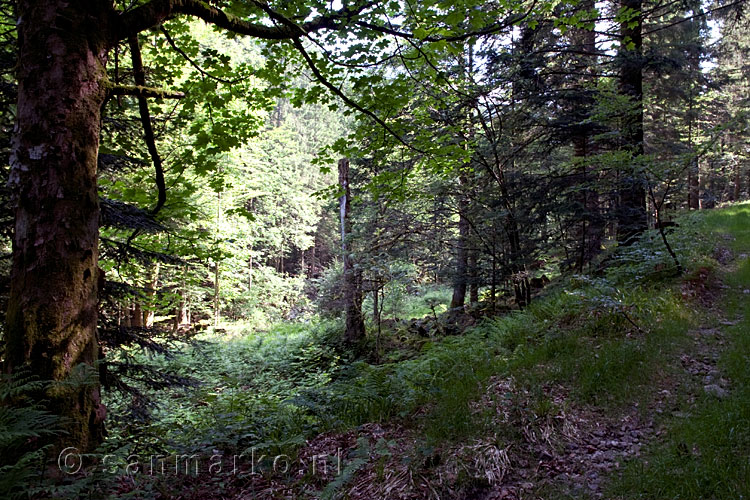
[616, 0, 648, 244]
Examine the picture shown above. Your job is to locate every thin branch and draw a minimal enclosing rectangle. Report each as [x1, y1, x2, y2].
[643, 0, 747, 35]
[292, 38, 421, 153]
[160, 27, 243, 85]
[108, 84, 185, 99]
[353, 3, 536, 43]
[129, 36, 167, 215]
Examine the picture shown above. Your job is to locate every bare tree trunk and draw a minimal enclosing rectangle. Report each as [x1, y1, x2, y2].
[144, 262, 160, 328]
[310, 243, 317, 277]
[131, 302, 143, 328]
[173, 266, 190, 330]
[451, 186, 470, 309]
[699, 160, 706, 209]
[689, 157, 701, 208]
[121, 304, 131, 328]
[214, 185, 221, 329]
[469, 250, 479, 304]
[687, 46, 701, 209]
[733, 159, 741, 201]
[571, 0, 603, 269]
[4, 0, 110, 453]
[730, 135, 741, 201]
[490, 249, 497, 312]
[213, 262, 220, 329]
[339, 158, 365, 343]
[616, 0, 648, 245]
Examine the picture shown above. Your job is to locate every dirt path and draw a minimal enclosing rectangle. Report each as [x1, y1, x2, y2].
[319, 249, 743, 500]
[223, 239, 747, 500]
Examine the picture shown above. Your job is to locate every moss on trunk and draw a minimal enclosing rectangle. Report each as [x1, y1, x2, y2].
[4, 0, 113, 453]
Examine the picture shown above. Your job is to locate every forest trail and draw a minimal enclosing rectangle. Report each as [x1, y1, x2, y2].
[290, 204, 750, 500]
[483, 206, 750, 499]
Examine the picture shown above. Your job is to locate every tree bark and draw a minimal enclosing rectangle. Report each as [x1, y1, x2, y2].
[468, 250, 479, 304]
[687, 43, 701, 210]
[214, 184, 222, 329]
[734, 161, 741, 201]
[131, 302, 143, 328]
[689, 157, 701, 208]
[490, 252, 497, 312]
[616, 0, 648, 245]
[572, 2, 603, 268]
[4, 0, 110, 452]
[339, 158, 365, 343]
[450, 186, 470, 309]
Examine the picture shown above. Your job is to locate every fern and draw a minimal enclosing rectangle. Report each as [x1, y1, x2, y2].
[319, 436, 371, 500]
[0, 369, 61, 499]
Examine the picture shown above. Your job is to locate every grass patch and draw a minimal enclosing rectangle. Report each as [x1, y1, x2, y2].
[610, 203, 750, 500]
[508, 284, 696, 411]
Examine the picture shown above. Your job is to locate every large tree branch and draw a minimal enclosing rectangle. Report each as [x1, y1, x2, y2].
[114, 0, 373, 43]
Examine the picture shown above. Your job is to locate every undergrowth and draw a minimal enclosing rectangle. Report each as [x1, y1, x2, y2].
[88, 205, 750, 498]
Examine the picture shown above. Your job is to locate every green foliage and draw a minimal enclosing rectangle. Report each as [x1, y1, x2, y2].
[105, 319, 350, 456]
[313, 262, 345, 318]
[0, 370, 59, 499]
[2, 0, 748, 496]
[99, 201, 743, 498]
[317, 436, 395, 500]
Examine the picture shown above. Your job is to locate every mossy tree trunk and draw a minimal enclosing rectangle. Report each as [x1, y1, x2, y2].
[4, 0, 111, 453]
[2, 0, 401, 456]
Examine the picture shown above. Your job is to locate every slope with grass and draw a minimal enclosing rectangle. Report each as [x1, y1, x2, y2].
[610, 204, 750, 500]
[294, 202, 750, 500]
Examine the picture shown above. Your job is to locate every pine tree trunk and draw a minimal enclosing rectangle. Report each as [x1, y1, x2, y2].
[616, 0, 648, 245]
[450, 191, 469, 309]
[572, 3, 603, 267]
[468, 251, 479, 304]
[131, 302, 143, 328]
[214, 187, 221, 329]
[144, 262, 160, 328]
[687, 44, 701, 209]
[339, 158, 365, 343]
[734, 161, 741, 201]
[689, 158, 701, 208]
[373, 286, 379, 324]
[490, 253, 497, 312]
[213, 262, 220, 328]
[4, 0, 110, 453]
[121, 304, 131, 328]
[173, 266, 190, 329]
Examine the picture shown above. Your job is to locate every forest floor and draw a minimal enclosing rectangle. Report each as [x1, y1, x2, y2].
[102, 204, 750, 500]
[291, 204, 750, 500]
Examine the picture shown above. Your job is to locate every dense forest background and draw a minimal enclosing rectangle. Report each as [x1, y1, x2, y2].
[0, 0, 748, 498]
